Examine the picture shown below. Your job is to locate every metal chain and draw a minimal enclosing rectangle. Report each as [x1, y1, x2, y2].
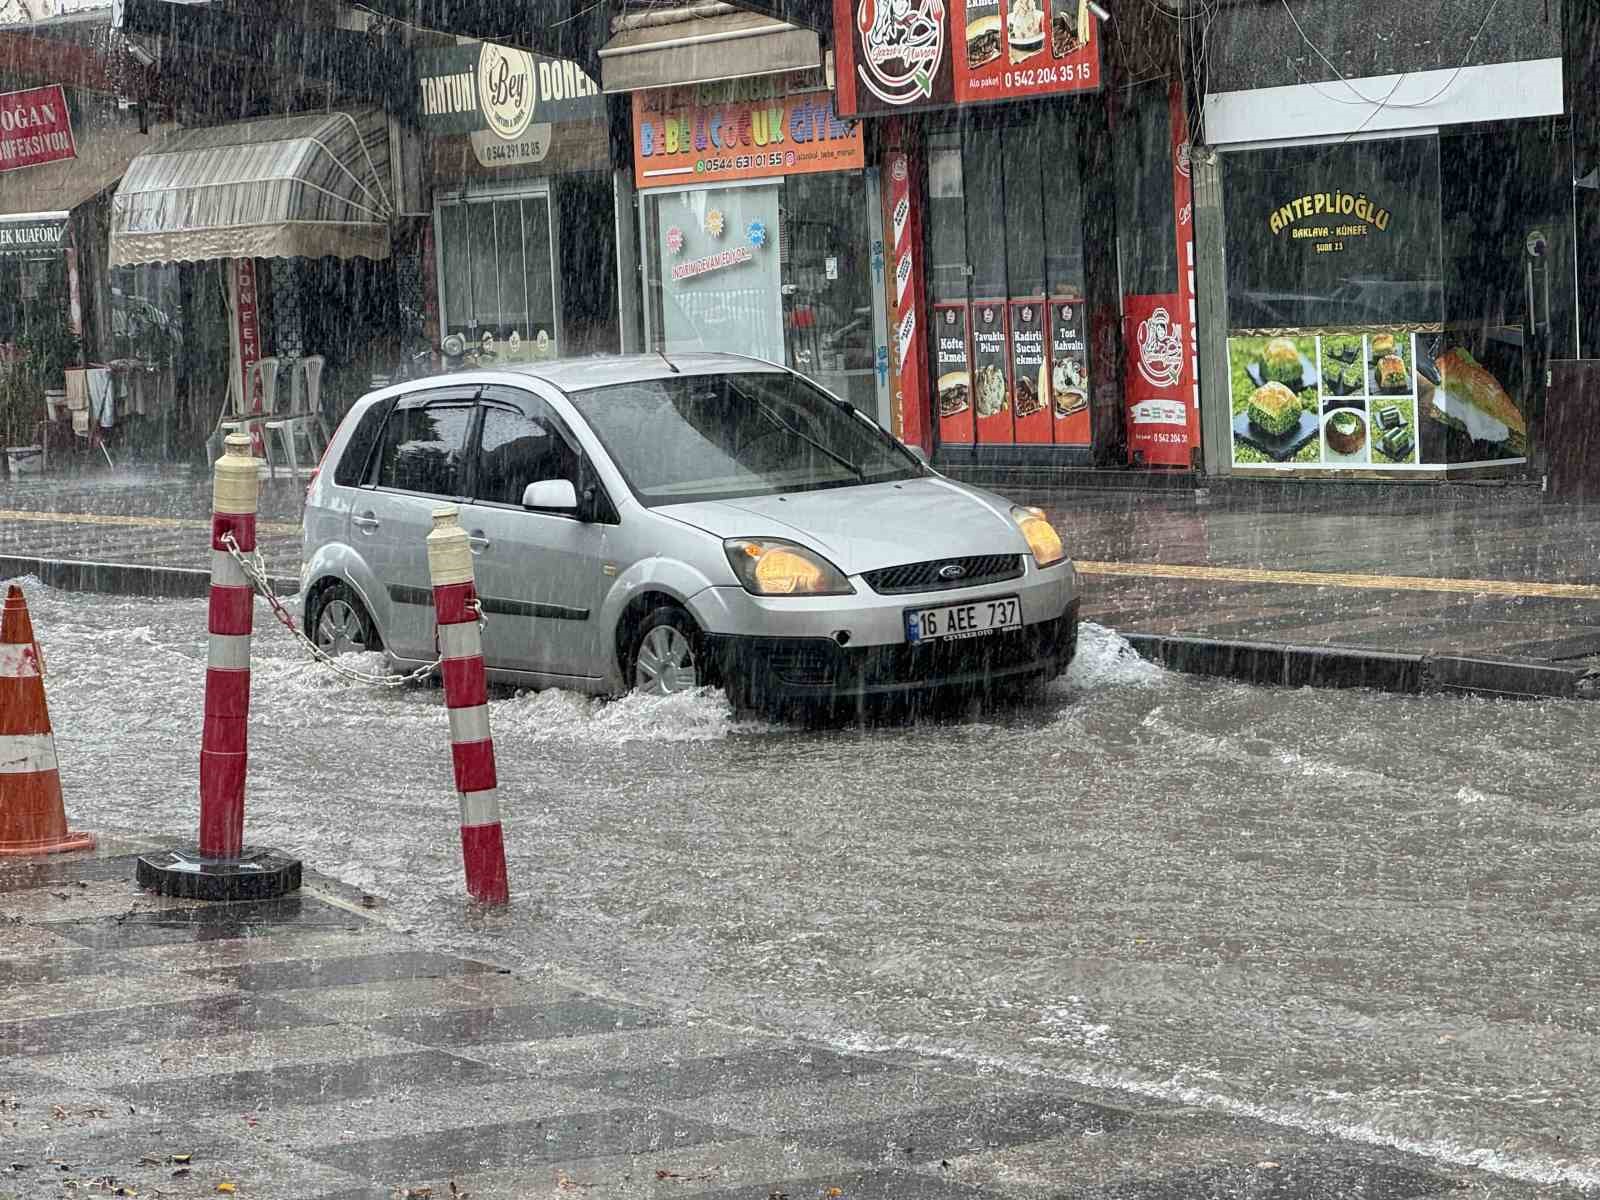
[219, 532, 448, 687]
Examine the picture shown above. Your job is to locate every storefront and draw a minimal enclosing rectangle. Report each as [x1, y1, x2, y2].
[629, 75, 888, 420]
[420, 40, 617, 363]
[831, 0, 1199, 466]
[1199, 0, 1567, 478]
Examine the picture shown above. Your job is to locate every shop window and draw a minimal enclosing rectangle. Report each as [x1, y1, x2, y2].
[1217, 135, 1547, 472]
[1113, 83, 1178, 298]
[436, 195, 557, 359]
[924, 105, 1092, 449]
[641, 174, 881, 415]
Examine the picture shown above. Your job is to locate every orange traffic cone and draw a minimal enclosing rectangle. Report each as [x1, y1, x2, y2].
[0, 585, 94, 856]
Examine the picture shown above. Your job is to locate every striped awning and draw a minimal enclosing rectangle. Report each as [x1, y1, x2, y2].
[109, 108, 393, 265]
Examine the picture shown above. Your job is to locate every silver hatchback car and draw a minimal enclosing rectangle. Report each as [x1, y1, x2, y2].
[301, 354, 1081, 712]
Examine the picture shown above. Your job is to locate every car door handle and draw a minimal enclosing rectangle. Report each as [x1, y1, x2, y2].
[467, 531, 491, 553]
[352, 513, 381, 531]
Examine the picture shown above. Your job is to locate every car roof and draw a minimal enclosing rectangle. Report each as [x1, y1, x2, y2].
[478, 352, 787, 394]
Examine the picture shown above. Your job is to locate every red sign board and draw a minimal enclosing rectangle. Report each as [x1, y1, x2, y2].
[632, 88, 864, 190]
[1123, 293, 1191, 466]
[0, 85, 76, 173]
[833, 0, 1100, 117]
[233, 259, 266, 456]
[884, 150, 927, 448]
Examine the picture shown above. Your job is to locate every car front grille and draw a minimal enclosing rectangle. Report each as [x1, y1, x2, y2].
[862, 554, 1023, 595]
[764, 608, 1075, 691]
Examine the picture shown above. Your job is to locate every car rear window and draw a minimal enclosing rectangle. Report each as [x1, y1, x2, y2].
[373, 403, 474, 496]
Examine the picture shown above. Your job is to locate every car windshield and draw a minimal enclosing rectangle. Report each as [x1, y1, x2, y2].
[569, 370, 924, 505]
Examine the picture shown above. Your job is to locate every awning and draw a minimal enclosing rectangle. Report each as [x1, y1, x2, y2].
[0, 212, 69, 260]
[109, 108, 393, 266]
[600, 8, 820, 93]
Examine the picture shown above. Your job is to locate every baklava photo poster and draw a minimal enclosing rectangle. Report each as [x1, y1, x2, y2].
[1228, 330, 1424, 469]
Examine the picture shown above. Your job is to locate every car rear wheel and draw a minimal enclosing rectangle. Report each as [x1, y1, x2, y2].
[307, 582, 378, 656]
[630, 605, 702, 696]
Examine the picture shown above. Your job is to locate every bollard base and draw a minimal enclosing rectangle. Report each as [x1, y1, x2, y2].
[135, 844, 302, 901]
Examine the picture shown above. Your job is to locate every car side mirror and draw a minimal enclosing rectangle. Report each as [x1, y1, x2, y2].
[521, 479, 578, 512]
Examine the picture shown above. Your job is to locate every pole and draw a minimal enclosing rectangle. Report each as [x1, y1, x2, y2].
[426, 505, 509, 905]
[135, 432, 300, 900]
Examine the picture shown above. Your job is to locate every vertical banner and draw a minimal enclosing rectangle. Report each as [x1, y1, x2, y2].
[883, 147, 929, 450]
[421, 220, 439, 354]
[1123, 293, 1191, 464]
[971, 300, 1012, 443]
[1048, 298, 1090, 445]
[933, 302, 975, 444]
[1169, 80, 1199, 457]
[232, 258, 265, 456]
[1009, 299, 1050, 443]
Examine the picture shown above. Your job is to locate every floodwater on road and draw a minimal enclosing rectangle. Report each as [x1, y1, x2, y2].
[15, 579, 1600, 1192]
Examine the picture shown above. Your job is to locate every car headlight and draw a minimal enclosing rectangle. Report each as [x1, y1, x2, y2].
[724, 538, 855, 596]
[1012, 505, 1065, 567]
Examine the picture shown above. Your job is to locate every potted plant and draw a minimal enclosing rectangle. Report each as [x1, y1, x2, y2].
[20, 317, 81, 422]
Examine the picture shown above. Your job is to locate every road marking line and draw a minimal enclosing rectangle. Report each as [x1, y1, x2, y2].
[0, 509, 300, 536]
[1077, 560, 1600, 601]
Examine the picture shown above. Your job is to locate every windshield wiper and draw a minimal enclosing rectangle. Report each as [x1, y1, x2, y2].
[756, 403, 864, 482]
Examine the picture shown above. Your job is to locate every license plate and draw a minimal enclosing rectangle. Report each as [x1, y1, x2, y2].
[904, 595, 1021, 643]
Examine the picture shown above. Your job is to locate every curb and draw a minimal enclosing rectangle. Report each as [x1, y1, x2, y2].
[0, 555, 300, 602]
[1123, 633, 1600, 701]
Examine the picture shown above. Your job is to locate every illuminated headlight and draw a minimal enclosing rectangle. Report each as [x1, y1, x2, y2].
[724, 538, 854, 596]
[1011, 505, 1065, 567]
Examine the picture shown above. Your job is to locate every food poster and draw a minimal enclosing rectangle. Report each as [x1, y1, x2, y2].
[1228, 334, 1321, 466]
[933, 302, 975, 444]
[971, 301, 1013, 443]
[833, 0, 1100, 117]
[1418, 338, 1526, 464]
[1048, 298, 1090, 445]
[1008, 300, 1050, 442]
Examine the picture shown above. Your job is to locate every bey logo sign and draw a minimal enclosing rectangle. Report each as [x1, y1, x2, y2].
[478, 42, 535, 140]
[1136, 306, 1184, 389]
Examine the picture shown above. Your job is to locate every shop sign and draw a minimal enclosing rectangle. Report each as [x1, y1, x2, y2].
[1165, 80, 1199, 460]
[0, 86, 76, 173]
[233, 259, 265, 457]
[1267, 189, 1393, 255]
[671, 244, 754, 281]
[1124, 295, 1190, 466]
[1008, 300, 1049, 443]
[0, 212, 67, 259]
[631, 89, 864, 189]
[416, 42, 602, 153]
[833, 0, 1100, 118]
[1048, 298, 1090, 446]
[882, 150, 926, 446]
[971, 301, 1010, 443]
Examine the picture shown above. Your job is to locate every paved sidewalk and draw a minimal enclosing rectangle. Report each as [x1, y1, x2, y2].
[5, 467, 1600, 676]
[0, 838, 1572, 1200]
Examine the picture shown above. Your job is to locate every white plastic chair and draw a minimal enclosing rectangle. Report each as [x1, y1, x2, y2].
[217, 356, 279, 471]
[265, 353, 331, 482]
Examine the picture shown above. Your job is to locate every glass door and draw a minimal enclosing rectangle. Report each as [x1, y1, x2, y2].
[435, 189, 559, 362]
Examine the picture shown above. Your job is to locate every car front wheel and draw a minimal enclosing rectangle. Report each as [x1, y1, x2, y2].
[629, 605, 703, 696]
[307, 581, 378, 656]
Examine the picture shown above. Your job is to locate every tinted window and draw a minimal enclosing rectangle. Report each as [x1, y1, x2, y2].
[373, 402, 473, 496]
[571, 371, 922, 505]
[333, 399, 392, 487]
[474, 403, 578, 506]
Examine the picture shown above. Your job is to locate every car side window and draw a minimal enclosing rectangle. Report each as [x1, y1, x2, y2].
[474, 401, 579, 507]
[371, 400, 474, 496]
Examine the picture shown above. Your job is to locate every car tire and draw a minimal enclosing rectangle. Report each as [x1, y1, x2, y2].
[306, 581, 380, 656]
[628, 605, 703, 696]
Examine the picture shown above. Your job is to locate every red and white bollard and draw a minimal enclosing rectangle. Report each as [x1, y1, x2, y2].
[427, 505, 509, 905]
[137, 433, 300, 900]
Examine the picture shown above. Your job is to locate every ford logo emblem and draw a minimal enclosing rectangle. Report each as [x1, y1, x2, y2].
[937, 563, 966, 580]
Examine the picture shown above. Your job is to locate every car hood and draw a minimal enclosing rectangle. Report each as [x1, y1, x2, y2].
[656, 477, 1026, 576]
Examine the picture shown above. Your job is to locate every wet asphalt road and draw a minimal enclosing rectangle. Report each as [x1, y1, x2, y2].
[13, 580, 1600, 1193]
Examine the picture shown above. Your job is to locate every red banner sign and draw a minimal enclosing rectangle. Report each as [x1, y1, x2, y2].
[0, 85, 76, 173]
[233, 259, 265, 456]
[1123, 293, 1191, 466]
[632, 88, 864, 190]
[833, 0, 1100, 117]
[1169, 81, 1200, 457]
[884, 150, 927, 448]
